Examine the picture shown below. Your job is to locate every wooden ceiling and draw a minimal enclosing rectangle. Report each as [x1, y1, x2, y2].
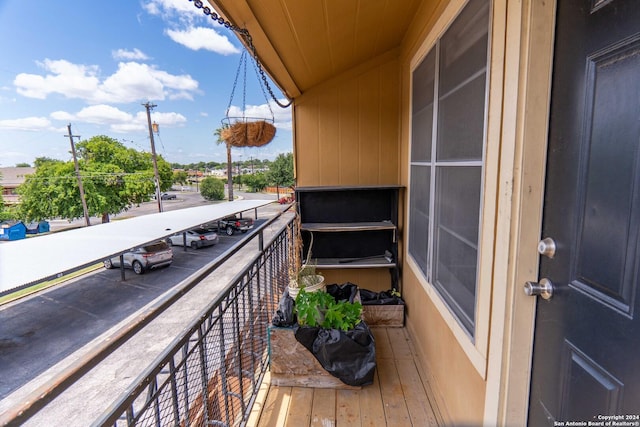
[207, 0, 424, 99]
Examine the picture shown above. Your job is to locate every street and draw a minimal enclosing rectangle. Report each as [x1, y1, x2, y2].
[0, 190, 283, 400]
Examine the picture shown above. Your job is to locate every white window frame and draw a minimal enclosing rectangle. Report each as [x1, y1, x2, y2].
[407, 0, 498, 378]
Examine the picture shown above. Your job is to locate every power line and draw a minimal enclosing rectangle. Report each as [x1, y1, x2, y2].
[23, 172, 156, 180]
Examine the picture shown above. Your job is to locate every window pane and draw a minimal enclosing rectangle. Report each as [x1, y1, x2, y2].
[434, 229, 477, 331]
[412, 49, 436, 161]
[436, 166, 481, 245]
[439, 0, 490, 95]
[436, 0, 488, 162]
[412, 105, 433, 161]
[434, 166, 482, 331]
[437, 73, 486, 161]
[409, 165, 431, 278]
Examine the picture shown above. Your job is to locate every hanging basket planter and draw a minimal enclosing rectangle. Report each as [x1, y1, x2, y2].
[219, 49, 279, 148]
[221, 118, 276, 147]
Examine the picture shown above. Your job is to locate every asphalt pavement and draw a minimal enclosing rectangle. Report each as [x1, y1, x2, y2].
[0, 189, 288, 425]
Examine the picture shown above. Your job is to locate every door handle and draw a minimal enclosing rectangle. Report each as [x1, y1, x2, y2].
[524, 278, 554, 300]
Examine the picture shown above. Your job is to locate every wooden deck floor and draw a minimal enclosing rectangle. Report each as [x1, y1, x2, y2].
[248, 327, 443, 427]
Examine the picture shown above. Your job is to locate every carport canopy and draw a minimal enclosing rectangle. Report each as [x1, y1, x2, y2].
[0, 199, 272, 295]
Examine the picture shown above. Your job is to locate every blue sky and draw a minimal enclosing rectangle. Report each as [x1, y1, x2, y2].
[0, 0, 293, 167]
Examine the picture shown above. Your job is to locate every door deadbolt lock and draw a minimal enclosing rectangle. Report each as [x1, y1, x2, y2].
[524, 278, 554, 300]
[537, 237, 556, 258]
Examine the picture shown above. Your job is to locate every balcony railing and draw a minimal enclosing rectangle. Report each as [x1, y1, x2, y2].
[1, 206, 296, 427]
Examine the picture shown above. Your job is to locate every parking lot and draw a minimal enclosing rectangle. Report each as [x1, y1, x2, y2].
[0, 192, 282, 400]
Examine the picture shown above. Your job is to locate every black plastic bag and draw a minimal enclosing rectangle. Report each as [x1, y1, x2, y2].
[272, 290, 296, 327]
[359, 288, 403, 305]
[326, 282, 359, 303]
[294, 321, 376, 386]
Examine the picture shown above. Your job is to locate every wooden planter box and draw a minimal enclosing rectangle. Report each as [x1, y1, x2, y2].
[361, 302, 405, 327]
[268, 326, 360, 389]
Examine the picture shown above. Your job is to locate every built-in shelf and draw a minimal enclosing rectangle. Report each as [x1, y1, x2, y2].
[301, 221, 395, 232]
[311, 257, 397, 269]
[296, 185, 402, 287]
[301, 221, 397, 242]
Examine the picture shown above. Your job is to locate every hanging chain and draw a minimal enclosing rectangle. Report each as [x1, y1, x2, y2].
[225, 50, 245, 117]
[189, 0, 293, 108]
[242, 47, 247, 114]
[250, 51, 275, 119]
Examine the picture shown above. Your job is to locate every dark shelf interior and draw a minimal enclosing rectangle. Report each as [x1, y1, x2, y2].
[296, 186, 401, 280]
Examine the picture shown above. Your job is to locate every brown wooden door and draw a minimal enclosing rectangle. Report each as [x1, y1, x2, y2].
[528, 0, 640, 424]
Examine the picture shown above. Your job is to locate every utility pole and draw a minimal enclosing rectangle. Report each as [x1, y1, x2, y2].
[143, 102, 162, 212]
[65, 124, 91, 227]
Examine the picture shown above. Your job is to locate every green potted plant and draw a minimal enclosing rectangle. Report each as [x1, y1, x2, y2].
[293, 288, 362, 331]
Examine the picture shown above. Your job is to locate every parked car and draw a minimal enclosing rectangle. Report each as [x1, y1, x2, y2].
[161, 193, 177, 200]
[103, 241, 173, 274]
[166, 228, 219, 249]
[211, 216, 254, 236]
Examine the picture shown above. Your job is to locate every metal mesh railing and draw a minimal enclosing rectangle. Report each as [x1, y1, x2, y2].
[93, 214, 294, 427]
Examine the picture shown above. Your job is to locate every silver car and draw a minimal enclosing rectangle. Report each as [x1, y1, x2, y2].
[103, 241, 173, 274]
[166, 227, 220, 249]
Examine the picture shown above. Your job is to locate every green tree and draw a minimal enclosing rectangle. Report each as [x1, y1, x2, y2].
[34, 157, 59, 167]
[173, 170, 188, 186]
[200, 176, 225, 201]
[232, 173, 244, 190]
[18, 135, 173, 223]
[17, 159, 66, 221]
[243, 172, 268, 192]
[0, 170, 18, 221]
[0, 198, 18, 221]
[15, 162, 31, 167]
[267, 153, 294, 188]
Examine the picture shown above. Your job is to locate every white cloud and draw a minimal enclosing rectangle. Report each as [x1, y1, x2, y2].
[271, 100, 293, 131]
[46, 105, 186, 134]
[99, 62, 166, 103]
[0, 116, 52, 131]
[75, 105, 134, 124]
[124, 111, 187, 134]
[143, 0, 205, 18]
[166, 27, 239, 55]
[50, 111, 75, 121]
[13, 59, 200, 104]
[151, 111, 187, 126]
[112, 48, 150, 61]
[142, 0, 238, 55]
[14, 59, 101, 100]
[111, 121, 147, 133]
[144, 66, 201, 100]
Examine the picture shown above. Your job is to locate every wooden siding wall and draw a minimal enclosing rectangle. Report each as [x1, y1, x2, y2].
[292, 52, 402, 292]
[402, 270, 486, 424]
[318, 269, 393, 294]
[293, 51, 401, 187]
